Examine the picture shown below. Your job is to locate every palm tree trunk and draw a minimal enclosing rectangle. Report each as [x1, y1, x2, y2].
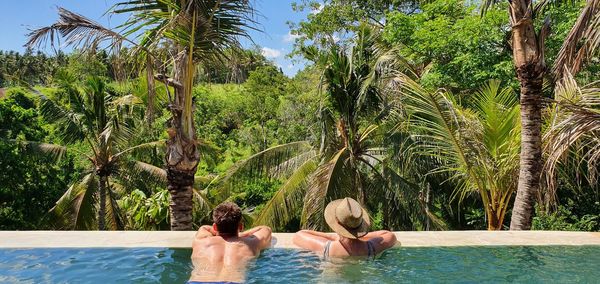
[511, 66, 543, 230]
[145, 56, 156, 125]
[487, 210, 502, 230]
[167, 169, 195, 230]
[508, 0, 545, 230]
[487, 196, 504, 230]
[166, 51, 199, 231]
[98, 175, 107, 231]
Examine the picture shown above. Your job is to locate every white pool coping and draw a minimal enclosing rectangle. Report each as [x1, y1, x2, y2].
[0, 231, 599, 248]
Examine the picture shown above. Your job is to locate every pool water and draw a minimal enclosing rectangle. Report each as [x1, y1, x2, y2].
[1, 246, 599, 283]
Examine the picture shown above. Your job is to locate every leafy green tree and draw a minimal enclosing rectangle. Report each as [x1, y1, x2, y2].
[382, 0, 514, 92]
[289, 0, 413, 51]
[118, 189, 170, 230]
[0, 89, 76, 230]
[276, 66, 322, 143]
[243, 65, 289, 151]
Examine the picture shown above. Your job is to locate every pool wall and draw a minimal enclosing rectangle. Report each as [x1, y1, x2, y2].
[1, 231, 599, 248]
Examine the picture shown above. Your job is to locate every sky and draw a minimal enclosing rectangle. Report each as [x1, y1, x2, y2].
[0, 0, 311, 77]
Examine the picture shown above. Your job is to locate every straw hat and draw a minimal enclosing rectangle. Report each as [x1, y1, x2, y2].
[324, 197, 370, 239]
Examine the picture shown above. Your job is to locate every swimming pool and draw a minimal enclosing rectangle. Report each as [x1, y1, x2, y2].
[1, 246, 599, 283]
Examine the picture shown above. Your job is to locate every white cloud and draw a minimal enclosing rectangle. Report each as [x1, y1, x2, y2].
[283, 31, 301, 43]
[261, 47, 282, 59]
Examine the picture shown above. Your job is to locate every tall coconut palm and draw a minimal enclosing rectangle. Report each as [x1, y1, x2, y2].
[21, 77, 164, 230]
[27, 1, 257, 230]
[114, 0, 258, 230]
[479, 0, 600, 229]
[213, 27, 427, 231]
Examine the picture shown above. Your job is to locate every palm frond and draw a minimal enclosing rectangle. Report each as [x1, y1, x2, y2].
[391, 76, 520, 229]
[544, 73, 600, 206]
[104, 179, 125, 230]
[210, 141, 314, 199]
[301, 148, 353, 230]
[113, 140, 165, 161]
[253, 159, 318, 228]
[392, 74, 477, 185]
[38, 93, 87, 145]
[26, 7, 133, 53]
[49, 173, 98, 230]
[195, 175, 216, 188]
[196, 139, 220, 168]
[553, 0, 600, 79]
[112, 94, 144, 109]
[376, 166, 430, 230]
[193, 188, 214, 222]
[113, 0, 260, 62]
[114, 160, 167, 189]
[9, 140, 68, 162]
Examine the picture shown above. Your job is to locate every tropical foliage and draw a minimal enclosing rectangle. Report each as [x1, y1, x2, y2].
[26, 77, 163, 230]
[392, 78, 520, 230]
[1, 0, 599, 232]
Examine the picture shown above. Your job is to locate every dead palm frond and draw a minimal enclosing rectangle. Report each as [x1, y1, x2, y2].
[26, 7, 142, 55]
[553, 0, 600, 80]
[543, 70, 600, 208]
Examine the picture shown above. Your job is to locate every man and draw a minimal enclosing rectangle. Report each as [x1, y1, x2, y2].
[293, 197, 398, 259]
[189, 202, 272, 284]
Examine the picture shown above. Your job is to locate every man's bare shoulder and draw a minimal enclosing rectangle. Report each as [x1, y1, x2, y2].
[193, 236, 258, 250]
[193, 235, 226, 248]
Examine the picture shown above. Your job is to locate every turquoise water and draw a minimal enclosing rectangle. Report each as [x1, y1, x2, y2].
[1, 246, 599, 283]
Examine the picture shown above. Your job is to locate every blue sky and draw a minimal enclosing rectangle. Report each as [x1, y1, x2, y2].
[0, 0, 311, 76]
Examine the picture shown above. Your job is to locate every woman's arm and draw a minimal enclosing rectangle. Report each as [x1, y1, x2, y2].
[292, 230, 337, 252]
[362, 230, 398, 253]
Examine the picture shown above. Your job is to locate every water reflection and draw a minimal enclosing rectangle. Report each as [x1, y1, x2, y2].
[158, 248, 193, 283]
[0, 246, 599, 283]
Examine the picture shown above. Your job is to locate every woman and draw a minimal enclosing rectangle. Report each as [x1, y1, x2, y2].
[293, 197, 398, 259]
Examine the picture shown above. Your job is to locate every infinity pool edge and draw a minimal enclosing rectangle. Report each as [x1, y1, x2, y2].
[1, 231, 599, 248]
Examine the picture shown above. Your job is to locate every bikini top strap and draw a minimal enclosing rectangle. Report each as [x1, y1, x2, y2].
[323, 240, 332, 260]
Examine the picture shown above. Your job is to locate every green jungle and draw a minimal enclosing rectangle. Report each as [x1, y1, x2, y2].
[1, 0, 599, 232]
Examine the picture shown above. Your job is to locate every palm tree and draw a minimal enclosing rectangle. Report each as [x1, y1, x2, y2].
[389, 77, 521, 230]
[213, 27, 426, 231]
[27, 1, 257, 230]
[22, 77, 164, 230]
[543, 71, 600, 211]
[479, 0, 600, 229]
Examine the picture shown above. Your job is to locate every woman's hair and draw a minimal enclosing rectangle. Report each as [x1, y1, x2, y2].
[212, 202, 242, 235]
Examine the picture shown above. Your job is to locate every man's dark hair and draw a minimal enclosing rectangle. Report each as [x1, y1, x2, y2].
[212, 202, 242, 236]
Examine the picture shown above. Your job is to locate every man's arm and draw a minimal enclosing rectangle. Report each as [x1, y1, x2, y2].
[292, 230, 337, 252]
[195, 225, 216, 240]
[240, 225, 272, 250]
[361, 230, 398, 253]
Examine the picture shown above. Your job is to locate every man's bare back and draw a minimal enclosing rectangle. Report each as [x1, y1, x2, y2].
[190, 225, 272, 283]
